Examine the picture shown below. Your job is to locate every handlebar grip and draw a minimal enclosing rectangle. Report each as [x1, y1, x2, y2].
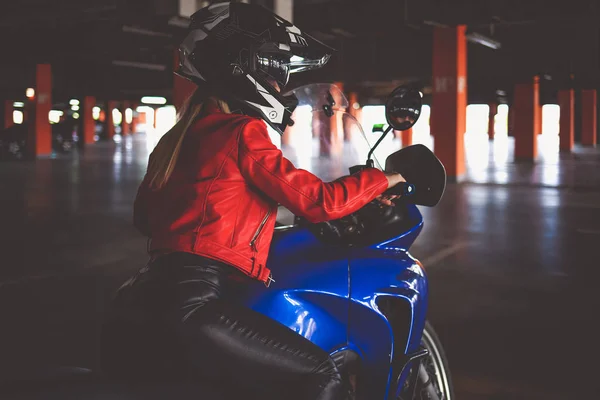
[385, 182, 416, 197]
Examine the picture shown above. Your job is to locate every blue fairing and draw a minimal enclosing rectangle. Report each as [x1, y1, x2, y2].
[240, 204, 428, 400]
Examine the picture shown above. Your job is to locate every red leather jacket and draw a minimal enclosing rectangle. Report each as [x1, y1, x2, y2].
[133, 106, 389, 284]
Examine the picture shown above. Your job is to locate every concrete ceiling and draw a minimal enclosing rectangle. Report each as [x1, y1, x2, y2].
[0, 0, 598, 104]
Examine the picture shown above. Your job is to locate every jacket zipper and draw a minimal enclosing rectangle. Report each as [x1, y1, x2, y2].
[249, 209, 271, 278]
[250, 209, 271, 252]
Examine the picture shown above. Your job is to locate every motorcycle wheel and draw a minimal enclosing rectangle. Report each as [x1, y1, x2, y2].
[398, 321, 454, 400]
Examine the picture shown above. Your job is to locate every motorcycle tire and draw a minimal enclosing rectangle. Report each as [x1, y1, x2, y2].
[398, 321, 454, 400]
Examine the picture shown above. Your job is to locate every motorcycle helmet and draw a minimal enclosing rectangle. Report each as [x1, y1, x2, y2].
[176, 1, 335, 134]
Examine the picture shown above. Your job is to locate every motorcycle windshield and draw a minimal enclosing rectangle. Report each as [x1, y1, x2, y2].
[269, 83, 383, 181]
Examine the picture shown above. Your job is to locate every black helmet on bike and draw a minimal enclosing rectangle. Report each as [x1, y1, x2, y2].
[176, 1, 334, 134]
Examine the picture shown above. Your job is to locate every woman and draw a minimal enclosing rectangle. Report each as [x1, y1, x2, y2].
[101, 3, 405, 399]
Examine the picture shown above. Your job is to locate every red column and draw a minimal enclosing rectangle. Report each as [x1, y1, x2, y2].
[431, 25, 467, 179]
[347, 92, 360, 141]
[558, 89, 575, 152]
[82, 96, 96, 144]
[130, 102, 139, 133]
[121, 101, 130, 135]
[488, 103, 498, 140]
[401, 127, 413, 147]
[535, 99, 542, 135]
[137, 110, 146, 127]
[173, 49, 197, 113]
[27, 64, 52, 157]
[106, 101, 116, 139]
[153, 107, 158, 129]
[513, 76, 539, 161]
[331, 81, 344, 151]
[581, 89, 597, 146]
[4, 100, 13, 129]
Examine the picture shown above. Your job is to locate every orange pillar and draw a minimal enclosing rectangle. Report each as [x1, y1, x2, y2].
[401, 127, 413, 147]
[81, 96, 96, 144]
[558, 89, 575, 152]
[488, 103, 498, 140]
[332, 81, 344, 149]
[106, 101, 116, 139]
[513, 76, 539, 161]
[153, 107, 159, 129]
[346, 92, 360, 141]
[121, 101, 130, 135]
[27, 64, 52, 157]
[137, 110, 146, 127]
[431, 25, 467, 179]
[581, 89, 597, 146]
[130, 102, 139, 133]
[173, 49, 197, 114]
[535, 99, 542, 135]
[4, 100, 13, 129]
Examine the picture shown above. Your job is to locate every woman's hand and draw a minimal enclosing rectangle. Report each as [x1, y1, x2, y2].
[385, 172, 406, 189]
[376, 172, 405, 206]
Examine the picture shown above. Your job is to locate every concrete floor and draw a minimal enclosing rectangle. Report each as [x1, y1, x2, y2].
[1, 132, 599, 399]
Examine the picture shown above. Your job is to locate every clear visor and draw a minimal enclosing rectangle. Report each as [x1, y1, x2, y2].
[264, 84, 383, 182]
[286, 54, 332, 74]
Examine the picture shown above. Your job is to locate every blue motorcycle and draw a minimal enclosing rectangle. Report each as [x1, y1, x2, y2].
[247, 84, 452, 400]
[1, 84, 451, 400]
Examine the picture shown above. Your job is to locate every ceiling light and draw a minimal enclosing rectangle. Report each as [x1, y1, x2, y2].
[141, 96, 167, 105]
[466, 32, 501, 50]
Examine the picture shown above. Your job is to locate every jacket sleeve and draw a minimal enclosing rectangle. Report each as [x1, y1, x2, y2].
[238, 119, 389, 223]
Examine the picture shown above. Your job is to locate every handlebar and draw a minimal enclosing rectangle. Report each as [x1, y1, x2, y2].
[296, 198, 411, 246]
[384, 182, 416, 197]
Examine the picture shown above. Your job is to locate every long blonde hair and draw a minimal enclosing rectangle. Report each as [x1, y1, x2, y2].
[145, 89, 231, 190]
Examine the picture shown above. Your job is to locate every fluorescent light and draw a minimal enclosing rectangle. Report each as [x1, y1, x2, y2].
[13, 110, 24, 124]
[466, 32, 501, 50]
[141, 96, 167, 105]
[26, 88, 35, 98]
[49, 110, 64, 124]
[112, 109, 123, 125]
[92, 107, 101, 120]
[122, 25, 172, 38]
[73, 112, 80, 119]
[125, 108, 133, 124]
[69, 99, 79, 106]
[112, 60, 167, 71]
[13, 102, 24, 107]
[71, 105, 80, 111]
[168, 16, 190, 28]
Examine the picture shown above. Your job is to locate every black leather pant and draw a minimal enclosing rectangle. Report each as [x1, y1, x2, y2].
[101, 252, 347, 400]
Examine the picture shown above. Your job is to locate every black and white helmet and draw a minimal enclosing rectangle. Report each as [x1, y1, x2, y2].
[176, 1, 334, 134]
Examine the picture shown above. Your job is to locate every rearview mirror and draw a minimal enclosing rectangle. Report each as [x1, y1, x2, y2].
[385, 86, 422, 131]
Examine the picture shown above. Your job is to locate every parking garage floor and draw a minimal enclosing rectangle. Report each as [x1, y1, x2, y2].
[1, 132, 599, 399]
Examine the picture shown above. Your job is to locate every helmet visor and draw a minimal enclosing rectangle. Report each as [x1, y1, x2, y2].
[256, 53, 291, 88]
[286, 54, 331, 74]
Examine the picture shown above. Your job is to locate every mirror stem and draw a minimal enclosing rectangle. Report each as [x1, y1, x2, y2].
[367, 125, 393, 167]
